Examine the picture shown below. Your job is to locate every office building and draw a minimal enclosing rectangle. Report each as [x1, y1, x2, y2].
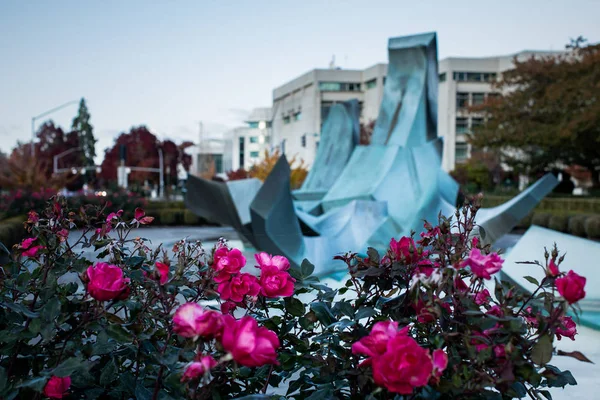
[271, 50, 563, 171]
[224, 107, 273, 171]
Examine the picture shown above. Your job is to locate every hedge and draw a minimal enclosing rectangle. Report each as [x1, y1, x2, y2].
[0, 216, 26, 252]
[509, 210, 600, 239]
[483, 195, 600, 214]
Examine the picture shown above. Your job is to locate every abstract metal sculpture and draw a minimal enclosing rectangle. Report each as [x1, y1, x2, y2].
[185, 31, 558, 275]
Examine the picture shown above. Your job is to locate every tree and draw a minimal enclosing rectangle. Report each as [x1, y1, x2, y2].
[246, 149, 308, 189]
[469, 38, 600, 186]
[99, 126, 191, 188]
[71, 98, 96, 167]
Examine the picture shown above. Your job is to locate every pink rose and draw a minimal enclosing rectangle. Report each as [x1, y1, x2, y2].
[414, 259, 437, 277]
[56, 229, 69, 242]
[221, 301, 237, 315]
[173, 303, 223, 339]
[432, 349, 448, 378]
[556, 316, 577, 341]
[413, 299, 436, 323]
[212, 247, 247, 282]
[556, 270, 586, 304]
[85, 262, 130, 301]
[461, 249, 503, 279]
[155, 262, 169, 285]
[474, 289, 491, 305]
[106, 209, 123, 223]
[390, 236, 419, 264]
[486, 305, 504, 318]
[43, 376, 71, 399]
[372, 332, 434, 394]
[494, 345, 506, 358]
[21, 237, 35, 249]
[259, 265, 295, 298]
[20, 237, 46, 258]
[548, 259, 560, 277]
[454, 277, 469, 293]
[181, 355, 217, 382]
[27, 210, 39, 224]
[352, 321, 402, 365]
[134, 208, 154, 225]
[221, 315, 280, 367]
[254, 252, 290, 271]
[217, 273, 260, 302]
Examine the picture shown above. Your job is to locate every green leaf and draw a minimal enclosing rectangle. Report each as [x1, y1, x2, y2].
[300, 259, 315, 278]
[509, 382, 527, 398]
[531, 334, 553, 366]
[100, 359, 117, 386]
[284, 297, 306, 317]
[1, 302, 39, 318]
[125, 256, 146, 268]
[334, 302, 354, 318]
[310, 302, 335, 326]
[355, 307, 377, 320]
[0, 241, 9, 254]
[17, 376, 47, 392]
[538, 389, 553, 399]
[524, 276, 540, 286]
[41, 297, 61, 322]
[366, 247, 380, 263]
[0, 366, 7, 391]
[92, 330, 117, 356]
[134, 384, 153, 400]
[107, 324, 130, 342]
[53, 357, 82, 377]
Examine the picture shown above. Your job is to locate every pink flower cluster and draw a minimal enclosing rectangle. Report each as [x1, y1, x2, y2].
[43, 376, 71, 399]
[212, 247, 296, 310]
[172, 302, 280, 380]
[352, 321, 448, 394]
[19, 237, 45, 258]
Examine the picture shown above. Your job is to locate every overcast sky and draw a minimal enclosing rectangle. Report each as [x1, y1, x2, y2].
[1, 0, 599, 162]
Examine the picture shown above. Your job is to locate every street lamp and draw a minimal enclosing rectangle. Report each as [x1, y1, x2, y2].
[54, 147, 83, 174]
[31, 99, 80, 157]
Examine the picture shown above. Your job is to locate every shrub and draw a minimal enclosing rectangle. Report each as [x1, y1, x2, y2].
[0, 199, 589, 399]
[183, 210, 201, 225]
[584, 216, 600, 238]
[516, 212, 533, 229]
[0, 216, 26, 250]
[159, 209, 182, 225]
[568, 215, 588, 237]
[532, 212, 552, 227]
[548, 214, 569, 232]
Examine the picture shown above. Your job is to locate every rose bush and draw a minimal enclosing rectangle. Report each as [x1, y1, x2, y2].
[0, 196, 591, 399]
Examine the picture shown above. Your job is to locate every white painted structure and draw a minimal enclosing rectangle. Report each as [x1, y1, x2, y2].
[187, 138, 226, 177]
[224, 107, 273, 171]
[271, 50, 563, 171]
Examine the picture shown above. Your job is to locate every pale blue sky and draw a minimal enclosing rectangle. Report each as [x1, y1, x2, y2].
[1, 0, 599, 162]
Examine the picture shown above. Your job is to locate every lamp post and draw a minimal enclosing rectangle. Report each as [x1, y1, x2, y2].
[31, 100, 80, 157]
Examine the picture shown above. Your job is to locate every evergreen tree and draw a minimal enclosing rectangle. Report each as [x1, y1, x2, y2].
[71, 98, 96, 167]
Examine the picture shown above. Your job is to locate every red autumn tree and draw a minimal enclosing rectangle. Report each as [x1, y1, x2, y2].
[99, 126, 191, 186]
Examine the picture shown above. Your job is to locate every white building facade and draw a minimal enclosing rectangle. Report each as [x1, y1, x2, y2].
[271, 50, 562, 172]
[438, 50, 563, 171]
[224, 107, 273, 171]
[271, 64, 387, 166]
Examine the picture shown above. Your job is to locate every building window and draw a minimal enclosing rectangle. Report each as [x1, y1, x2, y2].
[294, 111, 302, 121]
[365, 78, 377, 89]
[301, 134, 306, 148]
[472, 93, 486, 106]
[238, 137, 245, 167]
[439, 73, 446, 82]
[452, 71, 497, 82]
[283, 116, 291, 124]
[455, 142, 469, 162]
[456, 117, 468, 134]
[249, 136, 259, 143]
[247, 121, 259, 128]
[483, 73, 497, 82]
[249, 151, 260, 158]
[456, 92, 469, 110]
[213, 154, 223, 173]
[319, 82, 362, 92]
